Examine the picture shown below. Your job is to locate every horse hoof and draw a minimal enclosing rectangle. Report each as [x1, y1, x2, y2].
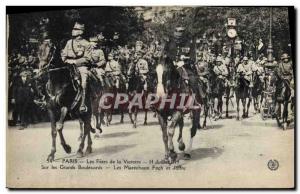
[236, 117, 240, 121]
[168, 151, 177, 163]
[183, 153, 191, 160]
[47, 154, 55, 162]
[143, 121, 147, 125]
[133, 123, 137, 128]
[85, 147, 92, 154]
[283, 123, 287, 130]
[120, 120, 124, 124]
[90, 128, 96, 133]
[77, 150, 84, 158]
[63, 144, 72, 154]
[178, 142, 185, 151]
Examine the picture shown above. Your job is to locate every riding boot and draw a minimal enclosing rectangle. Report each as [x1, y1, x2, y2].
[80, 89, 88, 113]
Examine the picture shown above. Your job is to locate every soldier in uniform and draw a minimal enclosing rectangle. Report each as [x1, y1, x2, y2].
[89, 36, 106, 87]
[213, 56, 229, 80]
[277, 53, 294, 118]
[105, 53, 127, 89]
[236, 56, 253, 88]
[195, 55, 211, 95]
[135, 51, 149, 90]
[276, 53, 293, 83]
[61, 22, 92, 113]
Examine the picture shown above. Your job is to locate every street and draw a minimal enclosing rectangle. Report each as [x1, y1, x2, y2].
[7, 102, 294, 188]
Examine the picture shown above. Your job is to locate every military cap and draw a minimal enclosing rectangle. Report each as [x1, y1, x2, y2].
[242, 56, 248, 61]
[73, 22, 85, 31]
[281, 53, 290, 59]
[20, 71, 28, 77]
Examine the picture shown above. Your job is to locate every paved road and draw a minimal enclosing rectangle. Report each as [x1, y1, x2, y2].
[7, 103, 294, 188]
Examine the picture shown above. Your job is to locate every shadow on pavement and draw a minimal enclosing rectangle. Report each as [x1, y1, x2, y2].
[189, 147, 224, 161]
[88, 144, 137, 157]
[99, 131, 138, 139]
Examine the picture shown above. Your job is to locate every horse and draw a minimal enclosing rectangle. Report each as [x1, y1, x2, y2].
[38, 45, 96, 162]
[224, 60, 236, 118]
[155, 55, 201, 163]
[210, 72, 226, 120]
[235, 73, 252, 120]
[127, 60, 157, 128]
[274, 77, 292, 130]
[252, 70, 264, 114]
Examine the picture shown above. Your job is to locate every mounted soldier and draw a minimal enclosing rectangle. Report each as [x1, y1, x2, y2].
[89, 36, 106, 87]
[61, 22, 92, 113]
[236, 56, 253, 88]
[195, 53, 211, 95]
[135, 51, 149, 90]
[105, 53, 127, 89]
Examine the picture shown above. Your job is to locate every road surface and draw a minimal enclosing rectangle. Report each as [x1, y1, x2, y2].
[7, 103, 294, 188]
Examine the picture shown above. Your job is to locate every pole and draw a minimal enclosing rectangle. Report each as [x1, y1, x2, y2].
[267, 7, 273, 63]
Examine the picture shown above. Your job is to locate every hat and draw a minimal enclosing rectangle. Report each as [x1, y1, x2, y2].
[281, 53, 289, 59]
[216, 56, 223, 62]
[73, 22, 85, 31]
[243, 56, 248, 61]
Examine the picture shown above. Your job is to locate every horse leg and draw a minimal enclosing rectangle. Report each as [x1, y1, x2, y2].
[282, 102, 289, 130]
[242, 99, 246, 118]
[202, 101, 208, 128]
[77, 117, 89, 157]
[236, 97, 240, 120]
[85, 131, 92, 154]
[47, 108, 57, 162]
[218, 97, 223, 119]
[144, 109, 148, 125]
[158, 113, 168, 160]
[225, 96, 229, 118]
[167, 111, 181, 163]
[94, 113, 102, 139]
[133, 107, 138, 128]
[246, 98, 251, 117]
[213, 98, 218, 120]
[56, 106, 67, 131]
[57, 107, 71, 154]
[177, 116, 185, 151]
[184, 109, 200, 160]
[120, 110, 124, 123]
[78, 118, 84, 141]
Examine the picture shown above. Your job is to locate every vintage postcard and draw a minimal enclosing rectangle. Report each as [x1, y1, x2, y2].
[6, 6, 295, 188]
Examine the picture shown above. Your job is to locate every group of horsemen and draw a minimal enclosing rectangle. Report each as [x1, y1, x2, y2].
[35, 22, 294, 122]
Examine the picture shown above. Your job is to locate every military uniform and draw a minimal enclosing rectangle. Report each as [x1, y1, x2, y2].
[236, 57, 253, 86]
[89, 38, 106, 87]
[61, 22, 92, 112]
[105, 55, 126, 89]
[196, 60, 210, 94]
[213, 57, 228, 78]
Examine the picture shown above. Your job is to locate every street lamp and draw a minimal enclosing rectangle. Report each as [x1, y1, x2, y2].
[267, 7, 273, 63]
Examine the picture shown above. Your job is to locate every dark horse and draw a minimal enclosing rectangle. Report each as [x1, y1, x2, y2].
[155, 54, 201, 162]
[235, 73, 251, 120]
[39, 46, 95, 162]
[252, 70, 264, 114]
[210, 73, 226, 120]
[274, 77, 292, 130]
[127, 61, 156, 128]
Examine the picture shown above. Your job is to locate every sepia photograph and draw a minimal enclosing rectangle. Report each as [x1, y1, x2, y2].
[6, 6, 295, 189]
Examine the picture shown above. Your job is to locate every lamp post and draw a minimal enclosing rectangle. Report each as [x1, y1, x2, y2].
[267, 7, 273, 63]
